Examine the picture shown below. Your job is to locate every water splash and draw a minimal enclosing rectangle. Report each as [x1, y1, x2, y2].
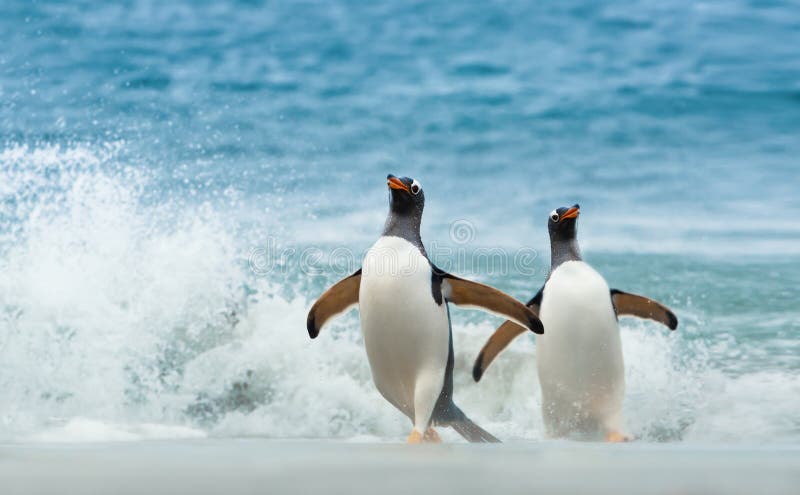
[0, 143, 798, 444]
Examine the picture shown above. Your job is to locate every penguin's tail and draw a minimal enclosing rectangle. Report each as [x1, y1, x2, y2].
[450, 419, 500, 443]
[445, 405, 501, 443]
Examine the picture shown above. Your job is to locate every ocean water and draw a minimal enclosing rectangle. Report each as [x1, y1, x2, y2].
[0, 0, 799, 445]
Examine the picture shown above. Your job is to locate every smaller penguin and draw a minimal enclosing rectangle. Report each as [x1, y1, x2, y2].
[472, 204, 678, 441]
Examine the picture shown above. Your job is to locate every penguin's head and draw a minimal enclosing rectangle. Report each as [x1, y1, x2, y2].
[547, 204, 580, 241]
[387, 174, 424, 216]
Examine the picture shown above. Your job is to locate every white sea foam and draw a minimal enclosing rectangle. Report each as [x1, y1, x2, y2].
[28, 418, 206, 443]
[0, 144, 798, 444]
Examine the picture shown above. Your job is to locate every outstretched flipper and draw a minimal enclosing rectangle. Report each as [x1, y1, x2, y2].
[473, 287, 678, 381]
[306, 269, 362, 338]
[436, 272, 544, 334]
[610, 289, 678, 330]
[472, 288, 543, 382]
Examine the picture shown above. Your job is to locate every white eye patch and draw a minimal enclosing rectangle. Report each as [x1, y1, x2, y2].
[549, 210, 559, 222]
[410, 179, 422, 195]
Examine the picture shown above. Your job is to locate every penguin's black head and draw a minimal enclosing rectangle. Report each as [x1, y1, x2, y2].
[547, 204, 580, 241]
[387, 174, 424, 216]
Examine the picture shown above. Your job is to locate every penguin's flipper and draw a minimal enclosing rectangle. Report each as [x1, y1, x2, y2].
[439, 274, 544, 334]
[472, 320, 527, 382]
[472, 288, 543, 382]
[610, 289, 678, 330]
[306, 269, 362, 338]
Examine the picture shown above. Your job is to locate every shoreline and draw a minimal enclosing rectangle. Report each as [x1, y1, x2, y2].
[2, 439, 798, 495]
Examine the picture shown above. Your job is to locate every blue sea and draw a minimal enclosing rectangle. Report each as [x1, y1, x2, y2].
[0, 0, 798, 446]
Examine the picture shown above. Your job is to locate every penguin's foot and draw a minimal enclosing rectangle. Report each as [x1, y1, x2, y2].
[406, 430, 424, 444]
[423, 428, 441, 443]
[605, 431, 630, 443]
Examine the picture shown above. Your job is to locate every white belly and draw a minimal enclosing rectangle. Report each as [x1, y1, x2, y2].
[537, 260, 625, 438]
[359, 236, 450, 425]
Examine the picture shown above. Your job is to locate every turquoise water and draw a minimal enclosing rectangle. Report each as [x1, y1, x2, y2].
[0, 0, 798, 443]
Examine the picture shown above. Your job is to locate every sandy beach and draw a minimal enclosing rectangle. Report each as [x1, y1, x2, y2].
[2, 440, 799, 495]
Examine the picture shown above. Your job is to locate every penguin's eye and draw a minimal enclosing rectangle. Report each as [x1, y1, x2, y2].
[549, 210, 559, 222]
[410, 180, 421, 195]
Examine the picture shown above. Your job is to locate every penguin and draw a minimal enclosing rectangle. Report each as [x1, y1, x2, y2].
[307, 174, 544, 443]
[471, 204, 678, 442]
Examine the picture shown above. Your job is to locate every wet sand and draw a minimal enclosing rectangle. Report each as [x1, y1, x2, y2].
[1, 440, 799, 495]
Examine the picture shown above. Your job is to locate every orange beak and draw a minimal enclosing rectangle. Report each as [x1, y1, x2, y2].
[561, 206, 580, 220]
[387, 176, 410, 193]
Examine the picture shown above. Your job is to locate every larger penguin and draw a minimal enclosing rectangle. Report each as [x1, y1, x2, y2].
[307, 175, 544, 443]
[472, 204, 678, 441]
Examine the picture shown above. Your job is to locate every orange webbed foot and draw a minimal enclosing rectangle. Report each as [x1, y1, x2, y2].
[406, 430, 424, 444]
[423, 428, 441, 443]
[606, 431, 631, 443]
